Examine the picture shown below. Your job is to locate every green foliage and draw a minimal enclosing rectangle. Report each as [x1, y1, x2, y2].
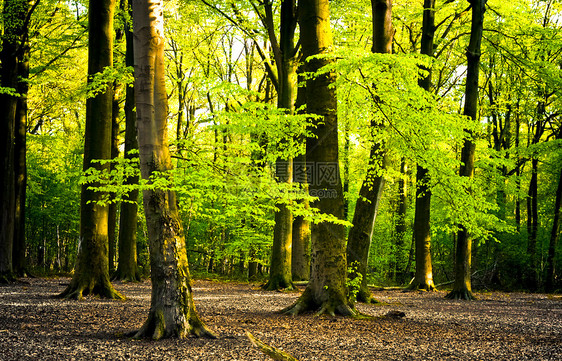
[346, 261, 363, 303]
[18, 0, 562, 290]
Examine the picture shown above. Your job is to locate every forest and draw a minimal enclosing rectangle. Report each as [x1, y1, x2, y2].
[0, 0, 561, 358]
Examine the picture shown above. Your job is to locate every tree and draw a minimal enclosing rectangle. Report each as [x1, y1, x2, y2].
[409, 0, 437, 292]
[12, 0, 31, 277]
[131, 0, 214, 339]
[345, 0, 393, 304]
[545, 133, 562, 292]
[113, 2, 140, 282]
[263, 0, 299, 291]
[282, 0, 355, 316]
[0, 0, 33, 282]
[59, 0, 123, 299]
[446, 0, 487, 301]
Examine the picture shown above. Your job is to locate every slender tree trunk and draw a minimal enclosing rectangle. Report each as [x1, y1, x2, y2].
[59, 0, 123, 300]
[393, 159, 408, 282]
[108, 86, 120, 274]
[283, 0, 355, 317]
[131, 0, 214, 339]
[545, 162, 562, 292]
[526, 157, 539, 289]
[264, 0, 298, 291]
[0, 0, 25, 283]
[291, 65, 311, 282]
[345, 0, 393, 303]
[446, 0, 487, 300]
[114, 4, 140, 282]
[13, 12, 30, 277]
[346, 145, 385, 303]
[410, 166, 436, 291]
[343, 122, 350, 220]
[409, 0, 436, 292]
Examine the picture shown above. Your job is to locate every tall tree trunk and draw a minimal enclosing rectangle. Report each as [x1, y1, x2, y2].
[108, 85, 120, 274]
[345, 0, 393, 304]
[545, 161, 562, 292]
[393, 159, 408, 282]
[114, 3, 140, 282]
[410, 166, 436, 291]
[525, 111, 545, 290]
[131, 0, 214, 339]
[264, 0, 298, 291]
[446, 0, 487, 301]
[0, 0, 27, 282]
[526, 157, 539, 289]
[291, 68, 311, 282]
[12, 11, 30, 277]
[59, 0, 123, 300]
[283, 0, 355, 317]
[409, 0, 436, 292]
[346, 145, 385, 303]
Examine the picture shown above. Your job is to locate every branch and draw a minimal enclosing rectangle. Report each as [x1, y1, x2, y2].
[199, 0, 279, 90]
[246, 332, 299, 361]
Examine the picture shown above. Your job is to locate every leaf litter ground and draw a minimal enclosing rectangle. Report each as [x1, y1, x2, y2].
[0, 278, 560, 360]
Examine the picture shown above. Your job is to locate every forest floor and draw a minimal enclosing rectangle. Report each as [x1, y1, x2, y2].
[0, 278, 561, 360]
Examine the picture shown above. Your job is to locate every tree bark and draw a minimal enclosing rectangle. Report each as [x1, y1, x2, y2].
[291, 68, 311, 282]
[131, 0, 214, 339]
[264, 0, 298, 291]
[408, 0, 436, 292]
[114, 4, 140, 282]
[346, 144, 385, 303]
[108, 86, 120, 274]
[0, 0, 27, 283]
[545, 162, 562, 292]
[392, 159, 408, 282]
[283, 0, 355, 317]
[59, 0, 123, 300]
[446, 0, 487, 301]
[12, 4, 30, 277]
[410, 166, 436, 291]
[526, 157, 539, 289]
[345, 0, 393, 303]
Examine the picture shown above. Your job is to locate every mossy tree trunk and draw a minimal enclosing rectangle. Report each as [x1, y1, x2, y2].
[283, 0, 355, 317]
[446, 0, 487, 301]
[345, 0, 393, 304]
[60, 0, 123, 300]
[131, 0, 214, 339]
[114, 4, 140, 282]
[409, 0, 436, 292]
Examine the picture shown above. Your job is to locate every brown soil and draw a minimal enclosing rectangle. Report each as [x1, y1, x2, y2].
[0, 278, 560, 360]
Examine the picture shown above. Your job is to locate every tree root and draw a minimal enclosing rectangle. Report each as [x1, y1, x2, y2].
[57, 279, 125, 300]
[280, 289, 357, 317]
[355, 288, 381, 304]
[247, 332, 299, 361]
[406, 280, 437, 292]
[111, 271, 141, 283]
[0, 272, 16, 284]
[133, 309, 216, 340]
[262, 277, 295, 292]
[445, 289, 476, 300]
